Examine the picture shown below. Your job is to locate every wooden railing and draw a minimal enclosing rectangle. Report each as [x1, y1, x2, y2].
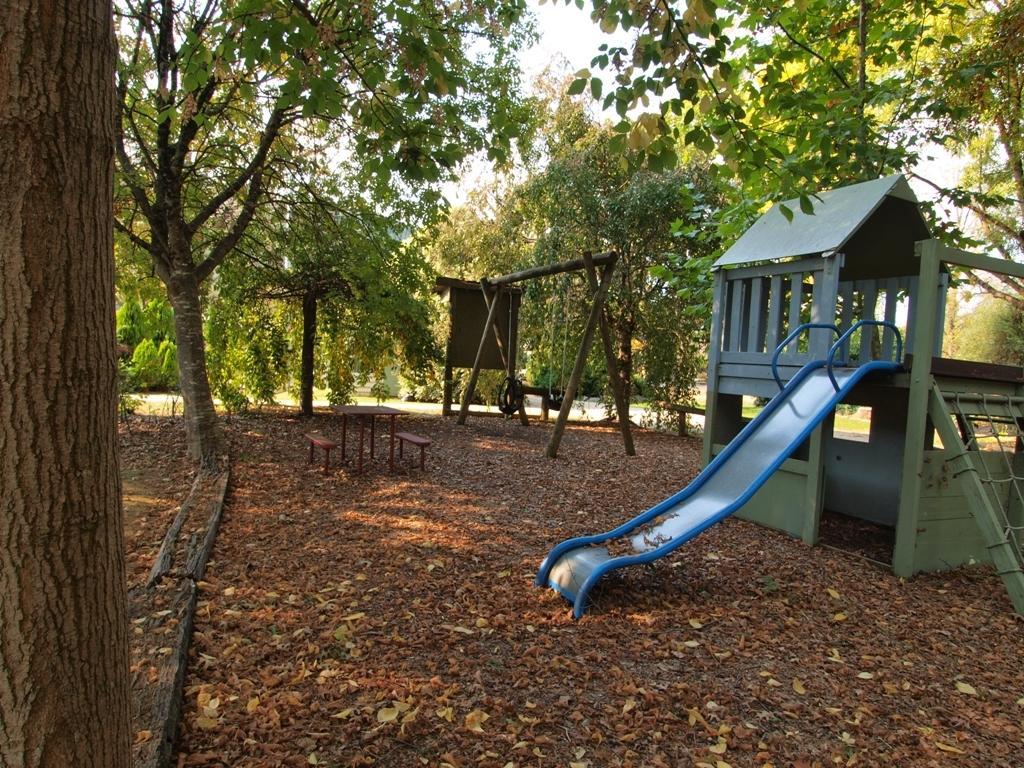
[712, 254, 947, 382]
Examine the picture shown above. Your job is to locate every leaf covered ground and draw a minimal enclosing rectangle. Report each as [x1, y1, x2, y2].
[123, 411, 1024, 767]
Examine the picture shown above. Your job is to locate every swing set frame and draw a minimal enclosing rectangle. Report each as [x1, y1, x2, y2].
[453, 250, 636, 459]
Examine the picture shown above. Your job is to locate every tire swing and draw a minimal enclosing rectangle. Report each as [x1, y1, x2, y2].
[497, 374, 524, 415]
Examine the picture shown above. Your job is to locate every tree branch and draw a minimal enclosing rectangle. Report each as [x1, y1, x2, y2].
[194, 166, 267, 283]
[186, 107, 288, 236]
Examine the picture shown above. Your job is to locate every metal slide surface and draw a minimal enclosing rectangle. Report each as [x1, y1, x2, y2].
[535, 359, 901, 618]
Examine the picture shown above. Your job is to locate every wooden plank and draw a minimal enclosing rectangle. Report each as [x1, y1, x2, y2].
[882, 277, 899, 359]
[859, 281, 878, 363]
[905, 275, 919, 354]
[893, 241, 940, 577]
[802, 419, 829, 545]
[810, 255, 840, 358]
[748, 277, 764, 354]
[787, 274, 803, 341]
[735, 469, 810, 538]
[716, 255, 827, 281]
[912, 516, 993, 570]
[765, 274, 783, 352]
[932, 242, 1024, 281]
[838, 281, 854, 332]
[905, 355, 1024, 383]
[147, 474, 203, 587]
[727, 278, 745, 351]
[935, 273, 949, 355]
[720, 350, 807, 365]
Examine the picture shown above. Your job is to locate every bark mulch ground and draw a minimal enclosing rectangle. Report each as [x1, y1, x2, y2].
[121, 411, 1024, 767]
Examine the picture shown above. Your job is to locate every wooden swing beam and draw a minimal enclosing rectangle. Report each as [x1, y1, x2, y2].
[456, 250, 635, 459]
[484, 251, 618, 287]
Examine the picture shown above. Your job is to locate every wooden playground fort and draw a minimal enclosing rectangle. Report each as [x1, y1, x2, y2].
[702, 174, 1024, 612]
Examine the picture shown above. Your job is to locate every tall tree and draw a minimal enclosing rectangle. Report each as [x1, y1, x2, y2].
[564, 0, 966, 234]
[208, 184, 436, 417]
[1, 1, 131, 766]
[114, 0, 534, 467]
[923, 0, 1024, 304]
[515, 97, 720, 406]
[423, 91, 721, 408]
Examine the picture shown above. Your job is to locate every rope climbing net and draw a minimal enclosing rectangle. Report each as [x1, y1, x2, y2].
[945, 392, 1024, 561]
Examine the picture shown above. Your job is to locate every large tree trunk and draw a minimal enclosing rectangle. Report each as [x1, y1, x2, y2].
[166, 270, 223, 469]
[300, 289, 319, 419]
[0, 1, 132, 766]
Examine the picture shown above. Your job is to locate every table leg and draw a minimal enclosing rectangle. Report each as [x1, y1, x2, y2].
[309, 440, 314, 465]
[370, 415, 376, 462]
[358, 417, 365, 473]
[388, 415, 396, 471]
[341, 414, 348, 462]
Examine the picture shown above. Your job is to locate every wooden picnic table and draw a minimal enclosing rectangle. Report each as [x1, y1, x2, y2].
[331, 405, 408, 472]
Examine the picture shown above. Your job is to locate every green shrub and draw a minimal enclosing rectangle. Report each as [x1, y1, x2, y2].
[157, 340, 178, 388]
[216, 381, 250, 416]
[130, 338, 162, 389]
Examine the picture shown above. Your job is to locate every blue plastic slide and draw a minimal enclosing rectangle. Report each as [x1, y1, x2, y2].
[535, 346, 902, 618]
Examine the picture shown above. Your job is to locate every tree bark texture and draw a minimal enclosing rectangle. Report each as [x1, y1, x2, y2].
[300, 289, 318, 418]
[166, 272, 223, 468]
[0, 2, 132, 766]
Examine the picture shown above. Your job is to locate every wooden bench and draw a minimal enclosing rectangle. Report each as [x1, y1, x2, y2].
[304, 432, 339, 473]
[395, 431, 431, 470]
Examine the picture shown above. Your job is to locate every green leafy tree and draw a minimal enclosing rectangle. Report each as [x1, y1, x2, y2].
[114, 0, 535, 466]
[563, 0, 967, 235]
[423, 88, 721, 408]
[513, 95, 721, 406]
[207, 181, 437, 416]
[919, 1, 1024, 304]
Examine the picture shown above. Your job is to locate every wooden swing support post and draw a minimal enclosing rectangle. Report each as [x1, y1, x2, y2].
[455, 250, 634, 459]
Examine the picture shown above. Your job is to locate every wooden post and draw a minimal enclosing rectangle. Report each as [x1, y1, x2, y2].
[702, 269, 728, 466]
[893, 240, 941, 576]
[457, 280, 504, 425]
[480, 284, 528, 426]
[442, 291, 455, 417]
[801, 416, 831, 545]
[442, 359, 454, 417]
[582, 252, 634, 456]
[546, 260, 616, 459]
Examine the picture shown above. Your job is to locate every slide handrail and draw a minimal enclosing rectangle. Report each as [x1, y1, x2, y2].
[771, 322, 841, 390]
[826, 319, 903, 390]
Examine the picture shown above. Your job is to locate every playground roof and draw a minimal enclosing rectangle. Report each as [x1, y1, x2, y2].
[714, 175, 924, 268]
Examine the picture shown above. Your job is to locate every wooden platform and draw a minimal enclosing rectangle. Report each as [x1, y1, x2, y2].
[905, 355, 1024, 384]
